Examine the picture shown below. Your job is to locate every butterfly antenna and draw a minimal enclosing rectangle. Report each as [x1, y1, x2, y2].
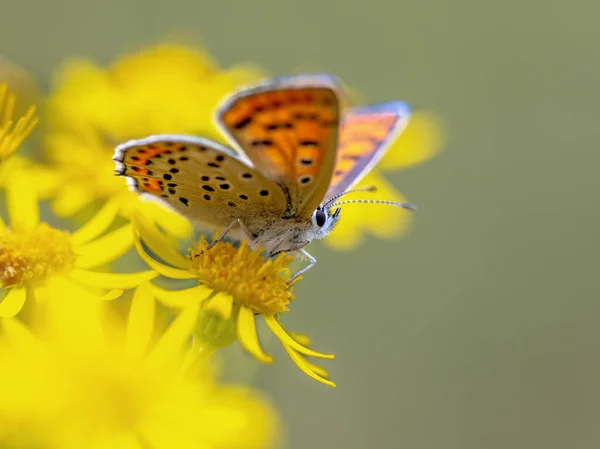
[323, 186, 377, 207]
[329, 199, 417, 211]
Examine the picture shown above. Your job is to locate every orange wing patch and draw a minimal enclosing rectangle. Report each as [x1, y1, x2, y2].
[330, 113, 398, 186]
[114, 141, 189, 195]
[217, 75, 342, 216]
[326, 102, 411, 199]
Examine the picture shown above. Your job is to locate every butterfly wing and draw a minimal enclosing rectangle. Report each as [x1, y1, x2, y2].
[216, 74, 343, 218]
[325, 101, 411, 200]
[113, 134, 287, 232]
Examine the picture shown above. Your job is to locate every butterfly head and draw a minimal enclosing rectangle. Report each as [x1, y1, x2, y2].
[309, 205, 342, 240]
[303, 186, 417, 244]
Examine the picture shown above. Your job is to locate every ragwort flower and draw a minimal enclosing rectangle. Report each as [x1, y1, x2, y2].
[133, 214, 336, 387]
[44, 43, 265, 238]
[0, 169, 156, 317]
[0, 282, 277, 449]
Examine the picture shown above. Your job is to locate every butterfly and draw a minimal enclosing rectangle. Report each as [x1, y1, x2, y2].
[114, 74, 415, 281]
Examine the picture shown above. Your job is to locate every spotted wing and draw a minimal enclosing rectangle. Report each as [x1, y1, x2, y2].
[113, 134, 286, 231]
[325, 101, 411, 200]
[216, 74, 343, 218]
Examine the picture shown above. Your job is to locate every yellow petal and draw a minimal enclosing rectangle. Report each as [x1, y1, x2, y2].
[6, 170, 38, 230]
[237, 307, 273, 364]
[43, 276, 106, 348]
[0, 313, 36, 344]
[125, 282, 155, 358]
[147, 303, 199, 366]
[47, 274, 119, 302]
[264, 315, 335, 360]
[379, 111, 445, 171]
[99, 289, 124, 300]
[0, 286, 27, 317]
[52, 184, 94, 217]
[283, 340, 330, 378]
[75, 223, 133, 269]
[69, 268, 157, 289]
[203, 292, 234, 320]
[151, 284, 213, 308]
[283, 345, 336, 388]
[132, 212, 189, 268]
[71, 197, 120, 245]
[141, 200, 193, 239]
[289, 332, 312, 347]
[133, 232, 196, 279]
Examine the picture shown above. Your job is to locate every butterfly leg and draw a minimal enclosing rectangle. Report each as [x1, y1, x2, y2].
[287, 248, 317, 284]
[195, 218, 254, 257]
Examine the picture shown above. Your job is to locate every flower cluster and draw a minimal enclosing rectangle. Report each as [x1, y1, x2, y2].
[0, 43, 443, 447]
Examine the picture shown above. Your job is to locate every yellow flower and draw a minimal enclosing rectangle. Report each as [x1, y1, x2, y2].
[133, 213, 336, 387]
[325, 110, 445, 250]
[44, 43, 265, 238]
[0, 282, 277, 449]
[0, 82, 37, 164]
[0, 169, 157, 317]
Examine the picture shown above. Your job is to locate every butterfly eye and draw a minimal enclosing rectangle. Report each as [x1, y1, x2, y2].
[313, 209, 327, 227]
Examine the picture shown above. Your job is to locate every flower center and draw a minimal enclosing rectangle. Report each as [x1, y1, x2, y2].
[189, 238, 295, 315]
[0, 223, 76, 287]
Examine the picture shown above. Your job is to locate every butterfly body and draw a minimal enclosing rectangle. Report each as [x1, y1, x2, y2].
[114, 74, 412, 278]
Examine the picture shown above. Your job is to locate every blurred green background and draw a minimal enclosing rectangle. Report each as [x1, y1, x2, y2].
[2, 0, 599, 448]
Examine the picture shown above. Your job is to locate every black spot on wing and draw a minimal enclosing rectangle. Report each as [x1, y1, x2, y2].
[234, 116, 252, 129]
[299, 140, 319, 147]
[250, 139, 274, 147]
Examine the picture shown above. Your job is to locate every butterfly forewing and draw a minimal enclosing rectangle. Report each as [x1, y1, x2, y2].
[114, 135, 286, 232]
[216, 74, 343, 218]
[325, 101, 411, 200]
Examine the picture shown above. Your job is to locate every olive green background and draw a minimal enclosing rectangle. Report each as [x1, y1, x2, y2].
[2, 0, 599, 448]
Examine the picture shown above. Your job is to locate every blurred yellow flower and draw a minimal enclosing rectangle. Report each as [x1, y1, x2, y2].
[44, 43, 265, 237]
[0, 82, 37, 164]
[325, 110, 445, 251]
[133, 213, 336, 387]
[0, 57, 40, 116]
[0, 282, 277, 449]
[0, 170, 157, 317]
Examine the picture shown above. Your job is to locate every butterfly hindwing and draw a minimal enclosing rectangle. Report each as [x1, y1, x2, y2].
[325, 101, 411, 199]
[216, 74, 343, 217]
[114, 134, 286, 231]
